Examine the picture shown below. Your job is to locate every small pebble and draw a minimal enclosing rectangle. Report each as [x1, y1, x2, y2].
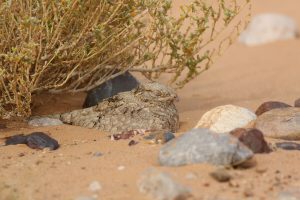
[244, 188, 254, 197]
[276, 142, 300, 150]
[75, 196, 95, 200]
[117, 166, 125, 171]
[18, 153, 25, 157]
[256, 167, 268, 174]
[210, 169, 232, 182]
[89, 181, 102, 192]
[128, 140, 138, 146]
[185, 172, 198, 180]
[93, 152, 103, 157]
[138, 168, 192, 200]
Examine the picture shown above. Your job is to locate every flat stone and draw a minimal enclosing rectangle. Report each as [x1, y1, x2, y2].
[28, 117, 63, 127]
[255, 101, 291, 116]
[195, 105, 256, 133]
[239, 13, 298, 46]
[138, 168, 192, 200]
[230, 128, 271, 153]
[255, 107, 300, 140]
[159, 128, 253, 167]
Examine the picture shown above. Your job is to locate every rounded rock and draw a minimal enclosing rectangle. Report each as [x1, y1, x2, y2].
[230, 128, 271, 153]
[195, 105, 257, 133]
[255, 107, 300, 140]
[239, 13, 298, 46]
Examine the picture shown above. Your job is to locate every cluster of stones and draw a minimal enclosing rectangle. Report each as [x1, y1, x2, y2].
[139, 99, 300, 200]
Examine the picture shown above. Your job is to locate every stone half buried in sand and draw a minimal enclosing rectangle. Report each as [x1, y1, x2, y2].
[158, 128, 254, 167]
[138, 168, 192, 200]
[239, 13, 299, 46]
[255, 107, 300, 140]
[255, 101, 291, 116]
[195, 105, 257, 133]
[230, 128, 271, 153]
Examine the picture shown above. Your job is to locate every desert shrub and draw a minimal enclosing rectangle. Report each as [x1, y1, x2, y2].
[0, 0, 250, 118]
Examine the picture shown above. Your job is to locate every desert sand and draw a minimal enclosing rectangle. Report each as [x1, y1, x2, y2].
[1, 0, 300, 199]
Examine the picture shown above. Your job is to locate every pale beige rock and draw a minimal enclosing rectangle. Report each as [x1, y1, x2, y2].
[239, 13, 298, 46]
[255, 107, 300, 140]
[195, 105, 257, 133]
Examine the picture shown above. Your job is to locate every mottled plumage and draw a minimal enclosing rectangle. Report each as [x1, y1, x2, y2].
[59, 82, 179, 133]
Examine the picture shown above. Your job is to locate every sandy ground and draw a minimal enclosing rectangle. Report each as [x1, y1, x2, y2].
[1, 0, 300, 199]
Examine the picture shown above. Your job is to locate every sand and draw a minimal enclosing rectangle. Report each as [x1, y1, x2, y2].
[1, 0, 300, 199]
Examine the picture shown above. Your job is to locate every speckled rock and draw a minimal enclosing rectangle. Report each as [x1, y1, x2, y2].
[255, 107, 300, 140]
[28, 117, 63, 127]
[255, 101, 291, 116]
[230, 128, 271, 153]
[138, 168, 192, 200]
[159, 128, 253, 167]
[195, 105, 256, 133]
[239, 13, 298, 46]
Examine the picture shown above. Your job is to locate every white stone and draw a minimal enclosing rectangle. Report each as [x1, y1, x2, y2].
[195, 105, 256, 133]
[239, 13, 298, 46]
[88, 181, 102, 192]
[138, 168, 191, 200]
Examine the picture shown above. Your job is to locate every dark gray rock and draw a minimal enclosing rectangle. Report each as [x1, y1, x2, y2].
[138, 168, 192, 200]
[5, 132, 59, 150]
[255, 107, 300, 140]
[83, 71, 139, 108]
[158, 128, 253, 167]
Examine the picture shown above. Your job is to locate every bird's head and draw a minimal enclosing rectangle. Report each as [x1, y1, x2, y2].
[135, 82, 178, 102]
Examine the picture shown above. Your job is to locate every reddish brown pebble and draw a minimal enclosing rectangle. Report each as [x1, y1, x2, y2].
[295, 98, 300, 107]
[255, 101, 291, 116]
[128, 140, 138, 146]
[230, 128, 271, 153]
[111, 130, 146, 140]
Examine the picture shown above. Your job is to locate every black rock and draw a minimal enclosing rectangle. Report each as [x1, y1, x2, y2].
[5, 134, 27, 145]
[83, 71, 139, 108]
[26, 132, 59, 150]
[5, 132, 59, 150]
